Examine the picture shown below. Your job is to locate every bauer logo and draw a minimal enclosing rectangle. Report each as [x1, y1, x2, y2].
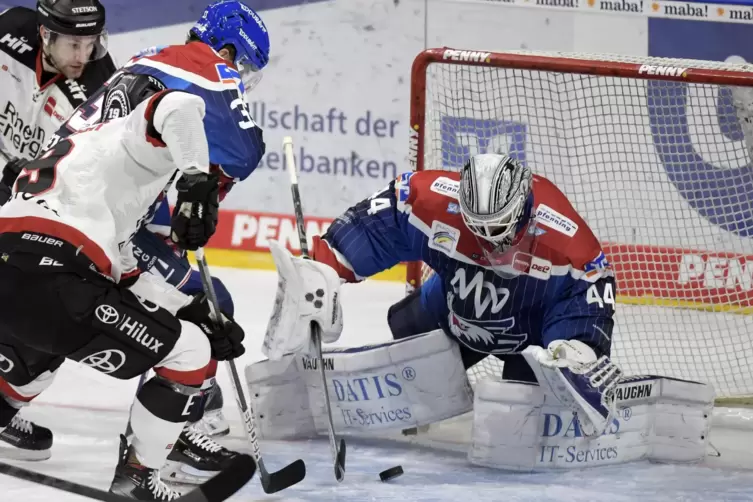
[442, 50, 491, 63]
[535, 204, 578, 237]
[637, 65, 688, 78]
[428, 220, 460, 256]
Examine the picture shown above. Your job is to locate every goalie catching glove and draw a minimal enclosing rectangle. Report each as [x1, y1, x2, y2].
[523, 339, 622, 437]
[177, 293, 245, 360]
[170, 172, 220, 250]
[263, 240, 343, 360]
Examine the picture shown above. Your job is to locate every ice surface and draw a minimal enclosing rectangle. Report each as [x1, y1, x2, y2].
[3, 268, 753, 501]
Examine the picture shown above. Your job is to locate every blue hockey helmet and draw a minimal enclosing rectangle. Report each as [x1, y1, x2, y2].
[190, 0, 270, 92]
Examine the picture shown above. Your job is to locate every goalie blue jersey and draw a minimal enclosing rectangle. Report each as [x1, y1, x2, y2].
[312, 171, 616, 356]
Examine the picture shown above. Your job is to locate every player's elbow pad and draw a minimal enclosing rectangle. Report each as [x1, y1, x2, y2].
[154, 92, 211, 175]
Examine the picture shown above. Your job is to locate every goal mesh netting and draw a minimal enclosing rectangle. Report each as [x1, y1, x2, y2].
[409, 48, 753, 401]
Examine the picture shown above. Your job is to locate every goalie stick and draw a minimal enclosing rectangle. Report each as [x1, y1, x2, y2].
[193, 247, 307, 493]
[282, 136, 347, 482]
[0, 451, 256, 502]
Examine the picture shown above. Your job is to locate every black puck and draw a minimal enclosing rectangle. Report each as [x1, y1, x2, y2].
[379, 465, 404, 482]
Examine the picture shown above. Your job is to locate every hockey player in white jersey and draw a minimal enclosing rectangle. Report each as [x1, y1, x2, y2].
[0, 0, 115, 460]
[0, 88, 247, 500]
[24, 0, 271, 485]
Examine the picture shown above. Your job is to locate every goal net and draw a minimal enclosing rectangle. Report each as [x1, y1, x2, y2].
[408, 48, 753, 402]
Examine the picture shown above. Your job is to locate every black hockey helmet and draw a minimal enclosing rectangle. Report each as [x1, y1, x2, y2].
[37, 0, 106, 37]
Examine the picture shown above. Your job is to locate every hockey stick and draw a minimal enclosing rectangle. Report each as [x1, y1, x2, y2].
[193, 247, 306, 493]
[282, 136, 346, 482]
[0, 451, 256, 502]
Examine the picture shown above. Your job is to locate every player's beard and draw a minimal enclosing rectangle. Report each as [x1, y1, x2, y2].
[43, 46, 87, 80]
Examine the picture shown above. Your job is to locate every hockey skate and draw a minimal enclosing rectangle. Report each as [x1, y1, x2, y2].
[109, 435, 182, 501]
[162, 423, 238, 485]
[0, 414, 53, 461]
[189, 377, 229, 437]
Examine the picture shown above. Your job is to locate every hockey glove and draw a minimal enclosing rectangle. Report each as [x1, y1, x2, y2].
[177, 293, 245, 361]
[170, 172, 220, 251]
[263, 240, 343, 360]
[0, 157, 28, 206]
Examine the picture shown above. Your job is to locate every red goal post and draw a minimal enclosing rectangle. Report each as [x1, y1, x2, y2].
[407, 47, 753, 400]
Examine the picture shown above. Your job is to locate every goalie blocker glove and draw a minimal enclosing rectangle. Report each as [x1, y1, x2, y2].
[171, 172, 220, 251]
[177, 293, 245, 361]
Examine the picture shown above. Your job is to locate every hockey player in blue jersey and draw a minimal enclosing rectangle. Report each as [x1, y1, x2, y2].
[252, 154, 714, 470]
[257, 153, 623, 439]
[0, 0, 270, 490]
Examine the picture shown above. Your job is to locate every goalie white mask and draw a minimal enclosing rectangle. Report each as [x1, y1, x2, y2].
[458, 153, 532, 252]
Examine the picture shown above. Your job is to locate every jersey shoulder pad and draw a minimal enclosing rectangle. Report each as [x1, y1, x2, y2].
[56, 55, 116, 107]
[138, 42, 235, 87]
[530, 175, 604, 271]
[405, 170, 468, 232]
[0, 7, 39, 71]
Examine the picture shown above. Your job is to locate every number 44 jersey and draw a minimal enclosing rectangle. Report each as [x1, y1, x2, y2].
[312, 170, 617, 357]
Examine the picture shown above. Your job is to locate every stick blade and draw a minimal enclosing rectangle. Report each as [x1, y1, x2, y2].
[334, 439, 346, 482]
[260, 458, 306, 494]
[179, 453, 256, 502]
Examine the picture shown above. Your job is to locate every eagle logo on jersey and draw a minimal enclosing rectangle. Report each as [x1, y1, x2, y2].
[448, 312, 527, 353]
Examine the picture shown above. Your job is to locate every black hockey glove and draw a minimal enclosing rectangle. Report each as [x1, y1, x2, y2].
[0, 157, 28, 206]
[170, 172, 220, 251]
[176, 293, 245, 361]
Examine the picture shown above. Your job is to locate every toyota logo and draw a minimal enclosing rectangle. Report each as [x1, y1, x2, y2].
[95, 304, 119, 325]
[79, 349, 125, 374]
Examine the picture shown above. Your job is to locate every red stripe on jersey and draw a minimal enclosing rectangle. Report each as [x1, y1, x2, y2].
[0, 377, 36, 403]
[143, 90, 172, 148]
[141, 42, 231, 84]
[155, 364, 208, 386]
[312, 236, 358, 283]
[0, 216, 113, 277]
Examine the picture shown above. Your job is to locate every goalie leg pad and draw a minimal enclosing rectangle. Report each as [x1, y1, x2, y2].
[246, 329, 474, 439]
[470, 376, 714, 471]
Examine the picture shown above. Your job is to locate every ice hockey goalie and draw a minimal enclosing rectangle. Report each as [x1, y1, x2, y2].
[247, 153, 715, 471]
